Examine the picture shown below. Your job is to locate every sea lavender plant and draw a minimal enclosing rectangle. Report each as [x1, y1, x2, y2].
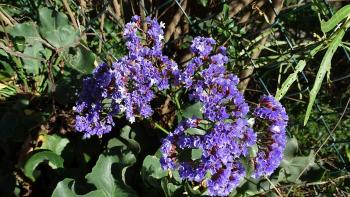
[75, 15, 289, 196]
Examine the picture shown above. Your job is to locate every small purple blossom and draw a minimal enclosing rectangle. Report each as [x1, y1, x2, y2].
[160, 36, 262, 196]
[207, 162, 246, 196]
[190, 37, 216, 57]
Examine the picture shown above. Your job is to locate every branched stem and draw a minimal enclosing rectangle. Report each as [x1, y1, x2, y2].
[155, 122, 170, 134]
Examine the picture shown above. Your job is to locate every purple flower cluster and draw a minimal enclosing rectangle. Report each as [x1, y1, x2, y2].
[181, 37, 249, 122]
[74, 63, 115, 138]
[75, 16, 178, 137]
[160, 37, 288, 196]
[159, 118, 255, 189]
[160, 119, 257, 196]
[74, 15, 289, 196]
[159, 118, 204, 181]
[161, 38, 257, 196]
[252, 95, 288, 178]
[201, 120, 255, 196]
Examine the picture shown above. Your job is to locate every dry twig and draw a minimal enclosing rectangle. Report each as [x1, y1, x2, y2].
[62, 0, 78, 29]
[165, 0, 187, 42]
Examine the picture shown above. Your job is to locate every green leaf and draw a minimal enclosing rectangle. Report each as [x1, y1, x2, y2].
[277, 138, 317, 183]
[248, 144, 258, 158]
[278, 151, 315, 183]
[310, 42, 325, 57]
[0, 49, 8, 58]
[191, 149, 202, 160]
[119, 125, 141, 155]
[283, 137, 299, 160]
[8, 22, 44, 74]
[63, 45, 95, 74]
[142, 155, 167, 180]
[161, 179, 183, 197]
[51, 126, 139, 197]
[37, 134, 69, 155]
[346, 146, 350, 162]
[85, 130, 139, 197]
[276, 60, 306, 101]
[320, 4, 350, 33]
[52, 178, 107, 197]
[182, 102, 203, 119]
[24, 150, 64, 181]
[8, 22, 40, 38]
[38, 7, 79, 48]
[304, 22, 348, 125]
[184, 128, 206, 135]
[221, 4, 230, 19]
[22, 42, 44, 74]
[196, 0, 208, 7]
[141, 155, 167, 191]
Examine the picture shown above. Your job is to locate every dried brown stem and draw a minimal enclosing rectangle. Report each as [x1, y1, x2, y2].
[237, 0, 283, 93]
[62, 0, 78, 29]
[98, 14, 105, 53]
[139, 0, 147, 31]
[113, 0, 124, 25]
[173, 26, 182, 40]
[165, 0, 187, 42]
[0, 10, 13, 26]
[229, 0, 254, 18]
[79, 0, 86, 25]
[113, 0, 121, 17]
[0, 42, 46, 61]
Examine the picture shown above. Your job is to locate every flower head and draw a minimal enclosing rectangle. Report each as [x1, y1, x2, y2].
[252, 95, 288, 178]
[75, 16, 179, 136]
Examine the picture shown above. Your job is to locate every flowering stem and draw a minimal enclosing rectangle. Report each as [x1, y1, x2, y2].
[155, 122, 170, 134]
[175, 96, 182, 111]
[174, 90, 183, 115]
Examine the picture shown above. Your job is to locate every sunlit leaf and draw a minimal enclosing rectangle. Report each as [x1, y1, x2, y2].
[304, 22, 348, 125]
[37, 134, 69, 155]
[8, 22, 44, 74]
[320, 5, 350, 33]
[52, 178, 107, 197]
[276, 60, 306, 101]
[38, 7, 79, 48]
[85, 136, 139, 196]
[63, 45, 95, 74]
[182, 102, 203, 119]
[184, 128, 206, 135]
[24, 150, 64, 181]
